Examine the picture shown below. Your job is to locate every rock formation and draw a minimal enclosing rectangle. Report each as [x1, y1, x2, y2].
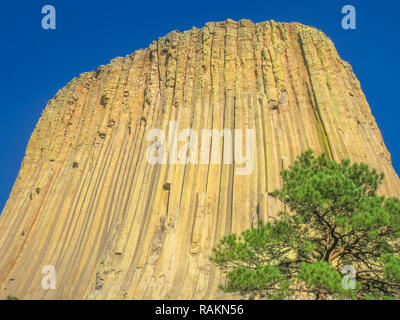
[0, 19, 399, 299]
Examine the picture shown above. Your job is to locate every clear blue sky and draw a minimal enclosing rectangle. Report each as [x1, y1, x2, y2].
[0, 0, 399, 212]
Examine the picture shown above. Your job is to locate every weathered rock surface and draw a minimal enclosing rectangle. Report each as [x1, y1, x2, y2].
[0, 19, 399, 299]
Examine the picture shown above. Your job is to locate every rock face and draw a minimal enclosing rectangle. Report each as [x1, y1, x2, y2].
[0, 19, 399, 299]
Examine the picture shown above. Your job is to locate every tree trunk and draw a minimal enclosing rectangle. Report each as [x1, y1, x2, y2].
[316, 292, 327, 300]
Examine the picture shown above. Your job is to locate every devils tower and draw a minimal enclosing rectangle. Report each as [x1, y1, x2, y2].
[0, 19, 399, 299]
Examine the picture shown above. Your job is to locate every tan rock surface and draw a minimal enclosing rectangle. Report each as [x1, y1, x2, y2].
[0, 19, 399, 299]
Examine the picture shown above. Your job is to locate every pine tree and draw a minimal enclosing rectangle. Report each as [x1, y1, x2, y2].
[211, 150, 400, 299]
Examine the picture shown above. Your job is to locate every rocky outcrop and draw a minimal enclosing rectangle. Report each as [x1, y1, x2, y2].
[0, 19, 399, 299]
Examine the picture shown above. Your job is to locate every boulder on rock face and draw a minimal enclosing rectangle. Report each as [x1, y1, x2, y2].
[0, 19, 399, 299]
